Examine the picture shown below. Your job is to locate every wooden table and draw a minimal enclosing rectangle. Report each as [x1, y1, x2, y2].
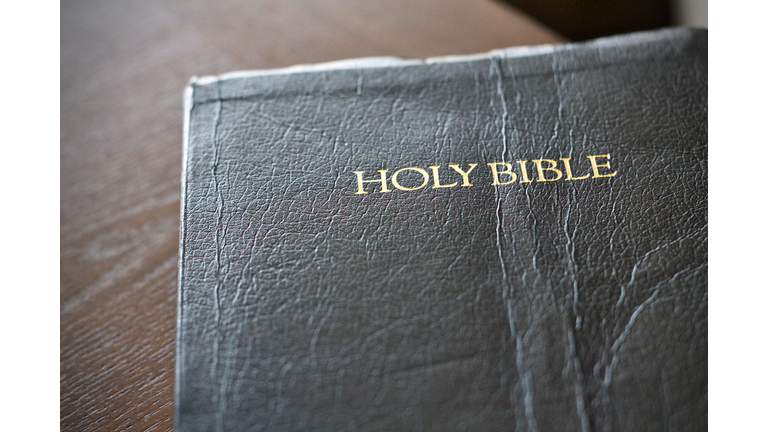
[60, 1, 563, 430]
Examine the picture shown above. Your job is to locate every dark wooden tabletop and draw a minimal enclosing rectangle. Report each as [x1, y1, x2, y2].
[60, 1, 563, 430]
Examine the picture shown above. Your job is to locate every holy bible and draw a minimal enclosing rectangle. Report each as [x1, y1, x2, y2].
[176, 28, 707, 431]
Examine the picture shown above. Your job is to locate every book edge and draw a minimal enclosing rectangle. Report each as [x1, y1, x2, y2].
[189, 27, 703, 86]
[174, 83, 195, 430]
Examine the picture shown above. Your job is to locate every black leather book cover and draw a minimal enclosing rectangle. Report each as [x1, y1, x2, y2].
[176, 28, 707, 432]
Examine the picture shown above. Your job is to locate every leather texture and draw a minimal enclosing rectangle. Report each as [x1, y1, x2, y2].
[177, 28, 707, 432]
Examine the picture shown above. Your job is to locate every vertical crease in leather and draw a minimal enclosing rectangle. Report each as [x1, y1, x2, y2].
[550, 48, 594, 432]
[211, 79, 226, 432]
[491, 55, 540, 432]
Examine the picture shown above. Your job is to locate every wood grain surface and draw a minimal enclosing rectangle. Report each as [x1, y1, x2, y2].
[60, 1, 563, 430]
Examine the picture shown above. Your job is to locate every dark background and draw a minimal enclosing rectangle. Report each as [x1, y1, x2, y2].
[61, 0, 702, 430]
[502, 0, 670, 41]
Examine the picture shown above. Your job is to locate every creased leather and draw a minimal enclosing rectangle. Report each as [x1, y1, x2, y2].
[177, 28, 707, 432]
